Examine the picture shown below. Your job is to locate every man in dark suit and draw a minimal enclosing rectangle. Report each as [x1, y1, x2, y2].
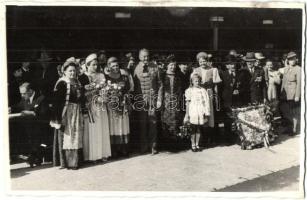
[220, 56, 240, 144]
[10, 82, 50, 166]
[32, 50, 59, 104]
[238, 52, 267, 106]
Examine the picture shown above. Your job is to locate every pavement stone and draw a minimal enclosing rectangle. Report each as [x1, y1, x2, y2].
[10, 134, 301, 191]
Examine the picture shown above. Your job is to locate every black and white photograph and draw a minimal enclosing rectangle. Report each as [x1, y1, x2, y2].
[1, 0, 306, 199]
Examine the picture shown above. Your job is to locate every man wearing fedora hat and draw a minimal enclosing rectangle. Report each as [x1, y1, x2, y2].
[238, 52, 267, 106]
[33, 50, 59, 104]
[280, 51, 301, 136]
[220, 55, 240, 144]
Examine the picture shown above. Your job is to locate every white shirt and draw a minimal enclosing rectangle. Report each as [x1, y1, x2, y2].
[29, 91, 35, 104]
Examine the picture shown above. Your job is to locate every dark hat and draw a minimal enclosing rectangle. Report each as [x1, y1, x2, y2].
[97, 50, 106, 55]
[225, 55, 237, 65]
[125, 52, 135, 60]
[164, 54, 176, 65]
[37, 50, 53, 62]
[282, 53, 288, 61]
[287, 51, 297, 59]
[243, 52, 256, 62]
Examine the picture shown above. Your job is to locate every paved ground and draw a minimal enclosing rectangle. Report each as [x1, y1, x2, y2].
[10, 134, 301, 192]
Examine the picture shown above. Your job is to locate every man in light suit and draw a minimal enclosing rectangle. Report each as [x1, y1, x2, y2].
[280, 52, 301, 135]
[133, 49, 163, 155]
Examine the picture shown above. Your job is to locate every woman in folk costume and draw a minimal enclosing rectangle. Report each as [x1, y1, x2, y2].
[104, 57, 131, 157]
[84, 53, 111, 161]
[193, 52, 222, 131]
[280, 52, 301, 136]
[50, 60, 84, 170]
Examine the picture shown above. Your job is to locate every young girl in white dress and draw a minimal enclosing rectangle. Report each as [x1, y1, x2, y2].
[184, 73, 210, 152]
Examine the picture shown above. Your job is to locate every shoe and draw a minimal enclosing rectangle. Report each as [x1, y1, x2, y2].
[191, 147, 197, 152]
[196, 146, 202, 152]
[151, 148, 158, 155]
[288, 132, 296, 136]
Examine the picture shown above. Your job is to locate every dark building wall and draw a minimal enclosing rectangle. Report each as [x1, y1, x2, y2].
[6, 6, 303, 65]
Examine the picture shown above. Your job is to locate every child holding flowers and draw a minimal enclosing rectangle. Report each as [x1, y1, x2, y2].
[184, 73, 210, 152]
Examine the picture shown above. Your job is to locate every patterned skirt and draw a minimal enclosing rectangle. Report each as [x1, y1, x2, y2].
[62, 103, 83, 150]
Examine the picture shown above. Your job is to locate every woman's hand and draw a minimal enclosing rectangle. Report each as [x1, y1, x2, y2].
[184, 115, 190, 124]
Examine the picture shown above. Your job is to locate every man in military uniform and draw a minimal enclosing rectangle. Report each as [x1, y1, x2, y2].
[133, 49, 163, 155]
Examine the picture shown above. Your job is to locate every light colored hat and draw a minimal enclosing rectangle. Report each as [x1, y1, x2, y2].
[287, 51, 297, 59]
[243, 52, 256, 62]
[196, 52, 208, 61]
[37, 50, 53, 62]
[107, 57, 118, 66]
[85, 53, 97, 65]
[61, 60, 77, 72]
[255, 52, 265, 60]
[66, 57, 76, 63]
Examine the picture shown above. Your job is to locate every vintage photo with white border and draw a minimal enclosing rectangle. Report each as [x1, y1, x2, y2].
[0, 0, 306, 199]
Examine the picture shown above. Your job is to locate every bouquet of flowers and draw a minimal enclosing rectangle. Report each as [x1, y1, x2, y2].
[231, 104, 278, 150]
[178, 124, 192, 139]
[104, 80, 129, 117]
[84, 79, 108, 123]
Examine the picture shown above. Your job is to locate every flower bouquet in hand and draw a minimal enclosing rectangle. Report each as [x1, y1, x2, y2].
[177, 115, 192, 139]
[105, 80, 127, 117]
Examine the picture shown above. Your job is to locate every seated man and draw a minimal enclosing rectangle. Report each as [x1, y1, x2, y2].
[10, 82, 50, 167]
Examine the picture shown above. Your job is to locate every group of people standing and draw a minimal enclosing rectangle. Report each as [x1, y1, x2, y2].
[8, 48, 301, 170]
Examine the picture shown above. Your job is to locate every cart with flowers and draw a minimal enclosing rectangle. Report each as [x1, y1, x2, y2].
[231, 104, 278, 150]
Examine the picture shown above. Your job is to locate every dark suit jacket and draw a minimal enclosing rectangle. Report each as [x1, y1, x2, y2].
[221, 70, 239, 108]
[238, 67, 267, 104]
[12, 92, 49, 121]
[33, 65, 59, 102]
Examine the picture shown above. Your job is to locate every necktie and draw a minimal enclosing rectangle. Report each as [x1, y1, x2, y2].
[143, 64, 148, 73]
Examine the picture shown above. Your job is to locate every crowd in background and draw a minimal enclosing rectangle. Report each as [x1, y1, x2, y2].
[8, 48, 301, 169]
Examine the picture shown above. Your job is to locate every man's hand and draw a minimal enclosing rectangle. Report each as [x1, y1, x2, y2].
[127, 60, 134, 70]
[233, 89, 239, 95]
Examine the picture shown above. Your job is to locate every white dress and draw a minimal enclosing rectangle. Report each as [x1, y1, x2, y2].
[193, 67, 222, 127]
[267, 70, 281, 101]
[87, 73, 111, 160]
[185, 87, 210, 125]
